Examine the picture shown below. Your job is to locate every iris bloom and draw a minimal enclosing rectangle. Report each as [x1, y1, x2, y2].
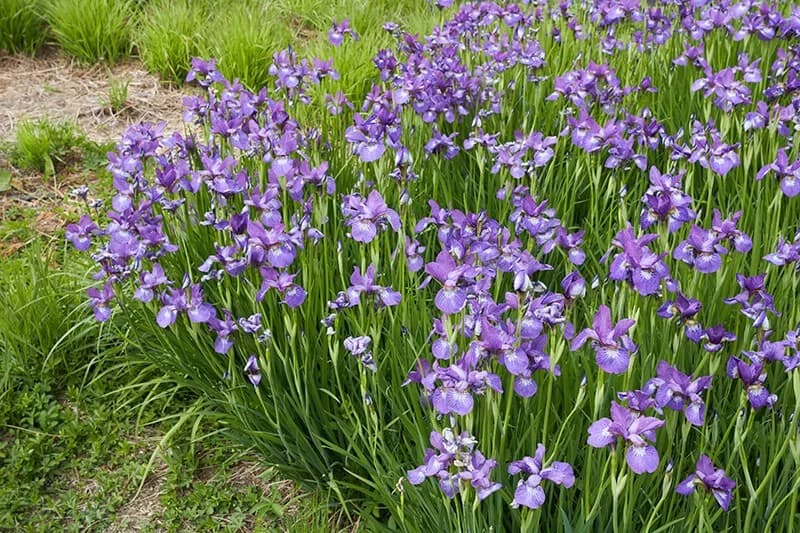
[571, 305, 637, 374]
[676, 455, 736, 511]
[508, 444, 575, 509]
[588, 401, 664, 474]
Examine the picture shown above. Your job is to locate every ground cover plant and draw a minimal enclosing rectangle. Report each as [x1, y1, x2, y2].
[0, 247, 350, 530]
[68, 0, 800, 530]
[7, 119, 87, 177]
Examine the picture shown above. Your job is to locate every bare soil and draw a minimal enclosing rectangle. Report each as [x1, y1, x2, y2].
[0, 48, 188, 143]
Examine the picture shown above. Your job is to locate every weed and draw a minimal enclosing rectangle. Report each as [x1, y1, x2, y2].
[8, 119, 85, 176]
[105, 76, 130, 113]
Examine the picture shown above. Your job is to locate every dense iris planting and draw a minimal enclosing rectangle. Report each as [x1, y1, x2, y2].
[69, 0, 800, 530]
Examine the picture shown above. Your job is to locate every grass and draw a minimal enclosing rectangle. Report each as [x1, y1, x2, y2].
[7, 119, 86, 177]
[0, 0, 47, 55]
[135, 0, 211, 85]
[105, 76, 130, 113]
[0, 247, 352, 531]
[3, 0, 800, 531]
[43, 0, 133, 64]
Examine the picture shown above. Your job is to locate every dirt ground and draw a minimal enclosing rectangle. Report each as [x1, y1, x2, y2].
[0, 49, 191, 254]
[0, 48, 187, 143]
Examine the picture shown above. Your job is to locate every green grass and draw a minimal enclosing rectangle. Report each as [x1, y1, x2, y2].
[8, 119, 86, 176]
[0, 0, 47, 55]
[135, 0, 211, 85]
[43, 0, 133, 64]
[105, 76, 130, 113]
[0, 247, 351, 531]
[198, 0, 294, 91]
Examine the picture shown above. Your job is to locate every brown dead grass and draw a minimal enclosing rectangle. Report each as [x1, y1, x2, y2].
[0, 48, 190, 143]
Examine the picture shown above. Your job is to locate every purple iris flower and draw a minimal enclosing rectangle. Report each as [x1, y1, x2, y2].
[656, 292, 703, 342]
[677, 455, 736, 511]
[571, 305, 637, 374]
[424, 251, 473, 315]
[673, 226, 728, 274]
[645, 361, 712, 426]
[640, 167, 696, 233]
[342, 190, 401, 243]
[344, 335, 377, 372]
[561, 271, 587, 301]
[608, 226, 670, 296]
[429, 356, 503, 416]
[407, 429, 501, 500]
[405, 237, 426, 272]
[346, 264, 401, 308]
[425, 128, 460, 160]
[208, 310, 237, 354]
[244, 355, 261, 387]
[711, 210, 752, 254]
[587, 401, 664, 474]
[156, 287, 187, 328]
[156, 282, 214, 328]
[257, 267, 307, 308]
[508, 444, 575, 509]
[238, 313, 262, 334]
[133, 263, 169, 303]
[87, 282, 115, 322]
[744, 101, 769, 131]
[556, 228, 586, 265]
[699, 325, 737, 353]
[756, 148, 800, 197]
[723, 273, 779, 329]
[726, 355, 777, 409]
[66, 214, 99, 251]
[246, 220, 297, 269]
[764, 232, 800, 267]
[617, 387, 657, 415]
[328, 19, 358, 46]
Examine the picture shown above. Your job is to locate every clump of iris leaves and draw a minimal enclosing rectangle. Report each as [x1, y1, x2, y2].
[66, 1, 800, 531]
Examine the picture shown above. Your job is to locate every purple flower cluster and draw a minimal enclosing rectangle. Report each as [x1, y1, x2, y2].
[72, 60, 336, 383]
[644, 361, 712, 426]
[67, 0, 800, 516]
[640, 167, 696, 233]
[407, 429, 501, 500]
[406, 192, 584, 417]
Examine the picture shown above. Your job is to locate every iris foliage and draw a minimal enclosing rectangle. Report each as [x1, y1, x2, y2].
[69, 1, 800, 530]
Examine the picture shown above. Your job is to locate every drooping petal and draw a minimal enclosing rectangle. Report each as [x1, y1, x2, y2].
[513, 481, 546, 509]
[626, 444, 660, 474]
